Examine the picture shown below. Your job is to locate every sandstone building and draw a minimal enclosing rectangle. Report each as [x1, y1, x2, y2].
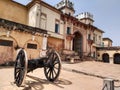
[0, 0, 119, 64]
[97, 38, 120, 64]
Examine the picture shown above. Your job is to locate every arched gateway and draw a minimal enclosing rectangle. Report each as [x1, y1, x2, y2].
[73, 32, 83, 57]
[114, 53, 120, 64]
[102, 53, 109, 63]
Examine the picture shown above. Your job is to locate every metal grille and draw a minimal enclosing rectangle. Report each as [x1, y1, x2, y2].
[27, 43, 37, 49]
[0, 39, 13, 47]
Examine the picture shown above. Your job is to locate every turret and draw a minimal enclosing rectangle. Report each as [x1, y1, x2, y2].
[76, 12, 94, 25]
[55, 0, 75, 16]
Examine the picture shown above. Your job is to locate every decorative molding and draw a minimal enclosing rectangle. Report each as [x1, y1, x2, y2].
[0, 18, 47, 35]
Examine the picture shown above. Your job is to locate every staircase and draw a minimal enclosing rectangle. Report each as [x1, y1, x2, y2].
[60, 50, 81, 63]
[82, 56, 95, 61]
[60, 50, 96, 63]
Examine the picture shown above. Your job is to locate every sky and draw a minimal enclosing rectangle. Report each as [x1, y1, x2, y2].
[14, 0, 120, 46]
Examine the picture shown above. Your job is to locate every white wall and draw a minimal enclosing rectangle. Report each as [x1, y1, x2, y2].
[28, 3, 64, 39]
[28, 3, 41, 28]
[93, 30, 103, 47]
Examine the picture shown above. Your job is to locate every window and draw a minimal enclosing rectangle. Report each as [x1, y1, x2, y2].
[93, 34, 95, 43]
[93, 36, 95, 43]
[96, 34, 97, 41]
[55, 19, 60, 33]
[27, 43, 37, 49]
[0, 39, 13, 47]
[99, 36, 101, 40]
[102, 42, 104, 47]
[99, 36, 101, 45]
[68, 12, 71, 16]
[88, 34, 91, 40]
[67, 27, 71, 34]
[55, 24, 59, 33]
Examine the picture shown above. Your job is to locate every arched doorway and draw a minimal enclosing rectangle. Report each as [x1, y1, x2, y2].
[73, 32, 83, 57]
[102, 53, 109, 63]
[114, 53, 120, 64]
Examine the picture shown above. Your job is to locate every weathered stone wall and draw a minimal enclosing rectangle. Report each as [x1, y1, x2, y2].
[48, 37, 64, 52]
[0, 0, 28, 25]
[0, 27, 43, 64]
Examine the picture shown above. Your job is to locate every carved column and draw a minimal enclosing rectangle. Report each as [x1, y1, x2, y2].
[64, 20, 67, 49]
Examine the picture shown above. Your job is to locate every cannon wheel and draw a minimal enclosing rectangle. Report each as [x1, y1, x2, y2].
[44, 49, 61, 82]
[14, 49, 28, 87]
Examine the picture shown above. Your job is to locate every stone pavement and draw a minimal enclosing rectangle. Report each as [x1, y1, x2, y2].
[0, 61, 120, 90]
[62, 61, 120, 90]
[0, 66, 103, 90]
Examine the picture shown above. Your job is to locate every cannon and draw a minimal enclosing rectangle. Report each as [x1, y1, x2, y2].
[14, 48, 61, 87]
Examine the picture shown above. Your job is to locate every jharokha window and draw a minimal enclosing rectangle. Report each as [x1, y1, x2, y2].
[0, 39, 13, 47]
[55, 19, 60, 33]
[67, 27, 71, 34]
[27, 43, 37, 49]
[88, 34, 91, 40]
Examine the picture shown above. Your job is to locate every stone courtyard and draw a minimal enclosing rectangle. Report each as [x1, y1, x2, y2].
[0, 61, 120, 90]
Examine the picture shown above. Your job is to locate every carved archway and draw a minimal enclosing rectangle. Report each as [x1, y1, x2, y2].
[102, 53, 109, 63]
[73, 31, 83, 57]
[114, 53, 120, 64]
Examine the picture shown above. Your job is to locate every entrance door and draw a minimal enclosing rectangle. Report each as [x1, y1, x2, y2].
[102, 53, 109, 63]
[73, 32, 83, 57]
[114, 53, 120, 64]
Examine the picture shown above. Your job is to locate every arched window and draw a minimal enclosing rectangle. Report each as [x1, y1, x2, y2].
[102, 53, 109, 63]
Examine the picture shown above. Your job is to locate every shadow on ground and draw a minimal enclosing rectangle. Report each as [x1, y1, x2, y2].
[22, 75, 72, 90]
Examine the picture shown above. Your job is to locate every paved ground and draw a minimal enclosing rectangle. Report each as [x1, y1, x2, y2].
[62, 61, 120, 90]
[62, 61, 120, 81]
[0, 61, 120, 90]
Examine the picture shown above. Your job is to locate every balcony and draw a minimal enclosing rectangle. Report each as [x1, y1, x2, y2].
[88, 39, 93, 45]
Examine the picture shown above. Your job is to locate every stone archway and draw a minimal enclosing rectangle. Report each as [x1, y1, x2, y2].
[0, 35, 18, 64]
[114, 53, 120, 64]
[73, 32, 83, 57]
[102, 53, 109, 63]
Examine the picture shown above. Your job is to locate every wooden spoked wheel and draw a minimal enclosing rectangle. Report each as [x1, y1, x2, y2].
[44, 49, 61, 82]
[14, 49, 28, 87]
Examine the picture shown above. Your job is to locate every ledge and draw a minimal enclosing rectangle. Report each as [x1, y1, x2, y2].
[0, 18, 47, 35]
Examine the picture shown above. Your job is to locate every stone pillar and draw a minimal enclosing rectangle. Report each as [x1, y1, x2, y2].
[109, 57, 114, 64]
[103, 78, 114, 90]
[40, 35, 47, 57]
[64, 20, 67, 50]
[71, 40, 73, 50]
[42, 35, 47, 50]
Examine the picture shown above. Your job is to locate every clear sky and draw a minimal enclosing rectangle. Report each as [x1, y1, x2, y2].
[14, 0, 120, 46]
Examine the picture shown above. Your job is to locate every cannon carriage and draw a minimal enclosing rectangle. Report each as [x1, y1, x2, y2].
[14, 48, 61, 87]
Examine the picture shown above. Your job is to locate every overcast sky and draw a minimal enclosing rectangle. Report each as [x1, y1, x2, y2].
[14, 0, 120, 46]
